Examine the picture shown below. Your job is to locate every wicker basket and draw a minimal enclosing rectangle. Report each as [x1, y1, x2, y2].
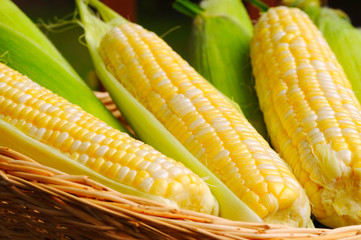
[1, 92, 361, 239]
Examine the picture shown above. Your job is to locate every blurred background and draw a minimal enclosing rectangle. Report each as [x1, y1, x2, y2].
[10, 0, 361, 90]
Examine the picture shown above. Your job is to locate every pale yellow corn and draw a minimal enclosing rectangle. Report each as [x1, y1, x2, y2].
[251, 6, 361, 227]
[98, 22, 311, 227]
[0, 62, 217, 214]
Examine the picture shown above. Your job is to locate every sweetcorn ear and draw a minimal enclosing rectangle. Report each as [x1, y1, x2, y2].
[251, 6, 361, 228]
[0, 62, 217, 215]
[77, 0, 311, 227]
[174, 0, 268, 139]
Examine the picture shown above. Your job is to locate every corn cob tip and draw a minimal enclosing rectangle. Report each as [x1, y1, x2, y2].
[263, 186, 311, 227]
[316, 171, 361, 227]
[312, 145, 361, 227]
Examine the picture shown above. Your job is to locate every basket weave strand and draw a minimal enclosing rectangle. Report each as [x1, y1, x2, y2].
[1, 147, 361, 239]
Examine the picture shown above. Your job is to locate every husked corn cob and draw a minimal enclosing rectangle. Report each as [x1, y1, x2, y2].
[76, 0, 260, 223]
[97, 21, 311, 227]
[251, 6, 361, 228]
[0, 62, 217, 215]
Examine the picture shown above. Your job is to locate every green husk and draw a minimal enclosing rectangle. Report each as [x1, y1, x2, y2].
[281, 0, 320, 9]
[281, 0, 361, 104]
[0, 0, 76, 75]
[0, 0, 126, 131]
[174, 0, 269, 139]
[76, 0, 262, 222]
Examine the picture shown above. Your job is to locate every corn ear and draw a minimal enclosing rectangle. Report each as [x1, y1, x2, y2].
[281, 0, 361, 105]
[0, 62, 217, 214]
[76, 0, 262, 223]
[174, 0, 268, 139]
[0, 0, 125, 131]
[251, 6, 361, 227]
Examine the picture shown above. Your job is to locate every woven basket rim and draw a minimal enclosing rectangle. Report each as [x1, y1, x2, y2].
[1, 146, 361, 240]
